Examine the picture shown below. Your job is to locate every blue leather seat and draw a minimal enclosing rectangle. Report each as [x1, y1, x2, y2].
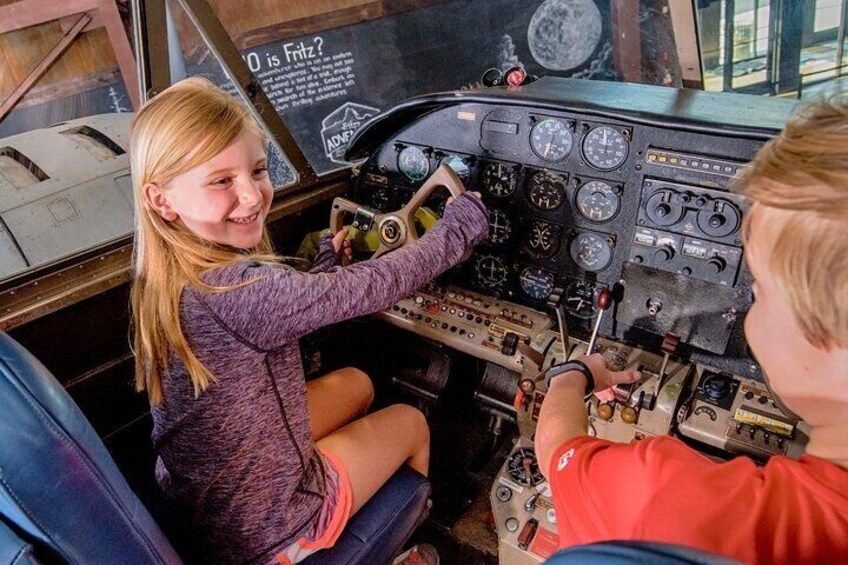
[546, 540, 742, 564]
[0, 331, 430, 564]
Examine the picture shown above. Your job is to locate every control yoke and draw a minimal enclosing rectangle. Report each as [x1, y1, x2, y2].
[329, 164, 466, 258]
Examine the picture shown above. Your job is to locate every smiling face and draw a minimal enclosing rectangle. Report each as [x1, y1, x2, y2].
[145, 128, 272, 249]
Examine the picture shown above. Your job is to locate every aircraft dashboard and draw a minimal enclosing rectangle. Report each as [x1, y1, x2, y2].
[341, 78, 805, 564]
[347, 78, 794, 377]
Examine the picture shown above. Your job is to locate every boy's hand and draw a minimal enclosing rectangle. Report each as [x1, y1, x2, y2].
[331, 228, 353, 262]
[575, 353, 641, 401]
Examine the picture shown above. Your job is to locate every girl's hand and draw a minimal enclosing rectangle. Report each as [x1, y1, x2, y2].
[331, 228, 353, 262]
[576, 353, 642, 401]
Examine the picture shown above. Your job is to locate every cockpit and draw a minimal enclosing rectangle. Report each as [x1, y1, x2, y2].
[2, 1, 846, 564]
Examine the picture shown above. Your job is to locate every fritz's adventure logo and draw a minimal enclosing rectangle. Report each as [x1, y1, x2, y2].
[321, 102, 380, 164]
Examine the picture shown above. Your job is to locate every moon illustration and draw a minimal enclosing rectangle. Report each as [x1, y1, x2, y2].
[528, 0, 603, 71]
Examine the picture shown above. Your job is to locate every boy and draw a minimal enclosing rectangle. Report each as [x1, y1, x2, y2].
[535, 96, 848, 563]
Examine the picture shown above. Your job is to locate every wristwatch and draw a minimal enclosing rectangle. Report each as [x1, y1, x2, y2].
[543, 360, 595, 400]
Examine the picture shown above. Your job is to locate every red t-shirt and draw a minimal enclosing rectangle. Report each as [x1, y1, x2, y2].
[548, 436, 848, 563]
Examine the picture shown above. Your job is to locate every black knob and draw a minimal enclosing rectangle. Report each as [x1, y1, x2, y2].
[502, 332, 520, 356]
[706, 257, 726, 274]
[708, 214, 726, 229]
[703, 374, 732, 400]
[655, 203, 671, 218]
[653, 245, 674, 262]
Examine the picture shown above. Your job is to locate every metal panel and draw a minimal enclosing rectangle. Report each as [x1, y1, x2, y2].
[0, 222, 28, 279]
[2, 175, 133, 266]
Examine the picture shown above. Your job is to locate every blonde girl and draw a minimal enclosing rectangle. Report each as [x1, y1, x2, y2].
[130, 77, 488, 564]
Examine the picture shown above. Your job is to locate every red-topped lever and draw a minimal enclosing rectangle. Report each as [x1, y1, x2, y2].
[586, 287, 613, 355]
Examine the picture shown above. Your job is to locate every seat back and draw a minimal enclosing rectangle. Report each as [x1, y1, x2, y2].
[546, 540, 742, 564]
[0, 332, 181, 564]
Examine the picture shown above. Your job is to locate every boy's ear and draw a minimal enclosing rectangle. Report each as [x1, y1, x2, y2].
[143, 183, 178, 221]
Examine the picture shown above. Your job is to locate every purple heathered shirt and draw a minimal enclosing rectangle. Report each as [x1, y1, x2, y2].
[150, 193, 488, 564]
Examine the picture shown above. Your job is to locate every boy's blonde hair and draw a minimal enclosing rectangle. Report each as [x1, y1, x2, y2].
[130, 77, 275, 404]
[736, 95, 848, 349]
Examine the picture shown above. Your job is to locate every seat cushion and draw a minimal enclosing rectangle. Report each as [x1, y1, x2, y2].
[0, 519, 39, 565]
[546, 541, 741, 565]
[303, 465, 431, 565]
[0, 332, 181, 564]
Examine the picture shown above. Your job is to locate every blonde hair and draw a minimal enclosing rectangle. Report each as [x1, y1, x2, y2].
[130, 77, 276, 404]
[736, 95, 848, 349]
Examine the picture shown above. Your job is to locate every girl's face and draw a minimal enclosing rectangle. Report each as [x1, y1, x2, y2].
[146, 129, 273, 249]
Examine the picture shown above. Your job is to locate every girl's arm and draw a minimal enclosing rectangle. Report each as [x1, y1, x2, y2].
[199, 193, 489, 350]
[308, 233, 340, 273]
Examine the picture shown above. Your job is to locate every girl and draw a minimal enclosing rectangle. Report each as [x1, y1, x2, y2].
[130, 77, 489, 564]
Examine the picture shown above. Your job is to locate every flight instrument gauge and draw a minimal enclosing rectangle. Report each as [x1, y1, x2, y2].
[519, 267, 555, 301]
[507, 447, 544, 486]
[475, 255, 509, 288]
[527, 171, 567, 211]
[530, 118, 573, 161]
[565, 279, 601, 319]
[441, 154, 470, 180]
[582, 126, 629, 170]
[576, 180, 621, 222]
[481, 162, 518, 198]
[525, 220, 560, 258]
[398, 146, 429, 182]
[487, 209, 512, 244]
[569, 232, 613, 271]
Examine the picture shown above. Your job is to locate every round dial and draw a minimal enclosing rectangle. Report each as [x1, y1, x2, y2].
[398, 146, 429, 181]
[582, 126, 629, 170]
[530, 118, 573, 161]
[507, 447, 544, 486]
[565, 279, 601, 319]
[525, 220, 560, 258]
[475, 255, 509, 287]
[487, 209, 512, 244]
[527, 171, 567, 211]
[441, 154, 470, 180]
[569, 232, 613, 271]
[519, 267, 555, 301]
[576, 180, 621, 222]
[481, 162, 518, 198]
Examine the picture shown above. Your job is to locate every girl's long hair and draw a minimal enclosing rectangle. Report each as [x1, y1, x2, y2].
[130, 77, 276, 404]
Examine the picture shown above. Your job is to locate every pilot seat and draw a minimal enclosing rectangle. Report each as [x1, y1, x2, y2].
[0, 331, 430, 565]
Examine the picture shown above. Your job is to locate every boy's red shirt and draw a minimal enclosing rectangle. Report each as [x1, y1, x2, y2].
[548, 435, 848, 563]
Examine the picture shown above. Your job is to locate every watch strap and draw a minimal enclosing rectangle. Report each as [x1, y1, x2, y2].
[543, 360, 595, 400]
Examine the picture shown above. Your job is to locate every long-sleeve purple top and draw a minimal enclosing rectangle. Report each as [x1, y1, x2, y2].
[150, 193, 488, 564]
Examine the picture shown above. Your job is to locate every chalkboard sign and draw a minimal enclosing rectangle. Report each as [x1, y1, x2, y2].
[199, 0, 625, 175]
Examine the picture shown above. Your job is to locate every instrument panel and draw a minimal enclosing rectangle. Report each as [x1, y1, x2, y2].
[349, 79, 795, 377]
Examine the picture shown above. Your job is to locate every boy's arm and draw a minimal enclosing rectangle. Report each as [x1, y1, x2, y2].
[536, 355, 640, 479]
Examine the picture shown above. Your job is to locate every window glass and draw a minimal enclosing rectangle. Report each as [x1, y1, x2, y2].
[174, 0, 686, 175]
[166, 0, 296, 189]
[0, 6, 137, 281]
[698, 0, 848, 98]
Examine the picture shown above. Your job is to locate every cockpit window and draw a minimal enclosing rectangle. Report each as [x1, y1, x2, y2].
[163, 0, 691, 175]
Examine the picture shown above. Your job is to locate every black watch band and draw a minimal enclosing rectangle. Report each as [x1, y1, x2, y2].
[543, 360, 595, 400]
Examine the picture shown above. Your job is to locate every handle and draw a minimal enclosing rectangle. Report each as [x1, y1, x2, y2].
[329, 197, 362, 233]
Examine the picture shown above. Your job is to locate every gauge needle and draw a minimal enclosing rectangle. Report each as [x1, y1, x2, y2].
[602, 129, 608, 146]
[545, 142, 551, 156]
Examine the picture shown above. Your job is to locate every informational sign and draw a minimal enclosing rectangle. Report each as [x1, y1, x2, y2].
[208, 0, 621, 174]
